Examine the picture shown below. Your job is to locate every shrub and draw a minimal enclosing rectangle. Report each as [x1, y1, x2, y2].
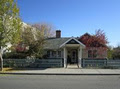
[3, 52, 27, 59]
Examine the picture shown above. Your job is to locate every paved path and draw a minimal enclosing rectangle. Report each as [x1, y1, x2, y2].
[1, 68, 120, 75]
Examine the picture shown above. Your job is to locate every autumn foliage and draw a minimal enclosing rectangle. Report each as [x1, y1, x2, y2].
[78, 30, 108, 58]
[79, 29, 108, 48]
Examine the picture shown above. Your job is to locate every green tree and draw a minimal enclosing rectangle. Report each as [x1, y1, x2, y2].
[112, 46, 120, 59]
[21, 26, 45, 58]
[0, 0, 22, 71]
[107, 46, 113, 59]
[20, 23, 55, 58]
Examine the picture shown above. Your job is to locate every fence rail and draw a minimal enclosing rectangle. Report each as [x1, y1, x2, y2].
[82, 59, 107, 68]
[3, 58, 63, 68]
[82, 59, 120, 68]
[1, 58, 120, 68]
[107, 60, 120, 68]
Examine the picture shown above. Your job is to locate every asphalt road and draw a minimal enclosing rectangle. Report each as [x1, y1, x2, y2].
[0, 75, 120, 89]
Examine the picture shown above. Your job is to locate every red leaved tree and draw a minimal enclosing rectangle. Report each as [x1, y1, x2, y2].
[95, 29, 108, 46]
[78, 29, 108, 58]
[79, 29, 108, 47]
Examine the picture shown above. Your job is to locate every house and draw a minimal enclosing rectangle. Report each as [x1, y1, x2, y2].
[44, 30, 108, 68]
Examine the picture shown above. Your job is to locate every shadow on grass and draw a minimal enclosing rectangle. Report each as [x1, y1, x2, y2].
[3, 67, 49, 71]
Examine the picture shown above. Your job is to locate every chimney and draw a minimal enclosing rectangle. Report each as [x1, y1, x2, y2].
[56, 30, 61, 38]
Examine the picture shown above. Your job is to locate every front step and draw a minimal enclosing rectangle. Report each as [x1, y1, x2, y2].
[67, 64, 79, 69]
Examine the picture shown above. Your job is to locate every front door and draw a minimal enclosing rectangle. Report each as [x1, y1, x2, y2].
[71, 49, 77, 64]
[67, 49, 78, 64]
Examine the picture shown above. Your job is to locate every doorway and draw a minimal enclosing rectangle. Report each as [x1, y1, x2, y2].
[67, 49, 78, 64]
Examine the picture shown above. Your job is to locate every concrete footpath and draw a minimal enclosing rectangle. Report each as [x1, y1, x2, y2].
[0, 68, 120, 75]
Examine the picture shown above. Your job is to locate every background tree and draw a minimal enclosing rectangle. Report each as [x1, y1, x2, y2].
[32, 23, 55, 38]
[0, 0, 22, 71]
[79, 29, 108, 58]
[107, 46, 113, 59]
[95, 29, 108, 45]
[18, 23, 55, 58]
[112, 45, 120, 59]
[21, 26, 44, 58]
[79, 29, 108, 47]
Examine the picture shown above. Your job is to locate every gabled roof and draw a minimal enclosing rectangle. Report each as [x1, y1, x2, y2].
[44, 37, 70, 50]
[60, 37, 85, 48]
[44, 37, 85, 50]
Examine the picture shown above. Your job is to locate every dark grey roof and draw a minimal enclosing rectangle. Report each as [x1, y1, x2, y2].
[44, 37, 70, 50]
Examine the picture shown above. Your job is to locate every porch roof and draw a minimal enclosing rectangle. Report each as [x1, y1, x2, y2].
[60, 37, 85, 48]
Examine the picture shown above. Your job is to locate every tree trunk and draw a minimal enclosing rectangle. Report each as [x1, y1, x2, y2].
[0, 54, 3, 71]
[0, 48, 3, 71]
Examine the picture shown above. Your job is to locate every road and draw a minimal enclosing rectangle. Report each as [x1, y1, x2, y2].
[0, 75, 120, 89]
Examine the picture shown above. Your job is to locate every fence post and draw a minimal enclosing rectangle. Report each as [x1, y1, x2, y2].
[106, 59, 107, 67]
[82, 59, 84, 67]
[60, 59, 62, 67]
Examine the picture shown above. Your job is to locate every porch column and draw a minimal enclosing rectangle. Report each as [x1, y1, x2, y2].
[78, 46, 82, 68]
[64, 47, 67, 68]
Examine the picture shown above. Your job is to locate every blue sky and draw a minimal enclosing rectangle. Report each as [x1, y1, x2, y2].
[18, 0, 120, 47]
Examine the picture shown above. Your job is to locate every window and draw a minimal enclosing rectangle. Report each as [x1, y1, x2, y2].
[88, 50, 97, 58]
[93, 50, 97, 58]
[52, 51, 56, 58]
[58, 51, 61, 58]
[47, 51, 50, 58]
[88, 50, 92, 58]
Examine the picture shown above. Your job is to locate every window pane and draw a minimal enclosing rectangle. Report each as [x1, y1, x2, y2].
[47, 51, 50, 57]
[52, 51, 56, 58]
[93, 50, 97, 58]
[58, 51, 61, 57]
[88, 50, 92, 58]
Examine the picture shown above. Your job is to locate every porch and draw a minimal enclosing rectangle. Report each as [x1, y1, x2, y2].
[63, 45, 84, 68]
[60, 37, 85, 68]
